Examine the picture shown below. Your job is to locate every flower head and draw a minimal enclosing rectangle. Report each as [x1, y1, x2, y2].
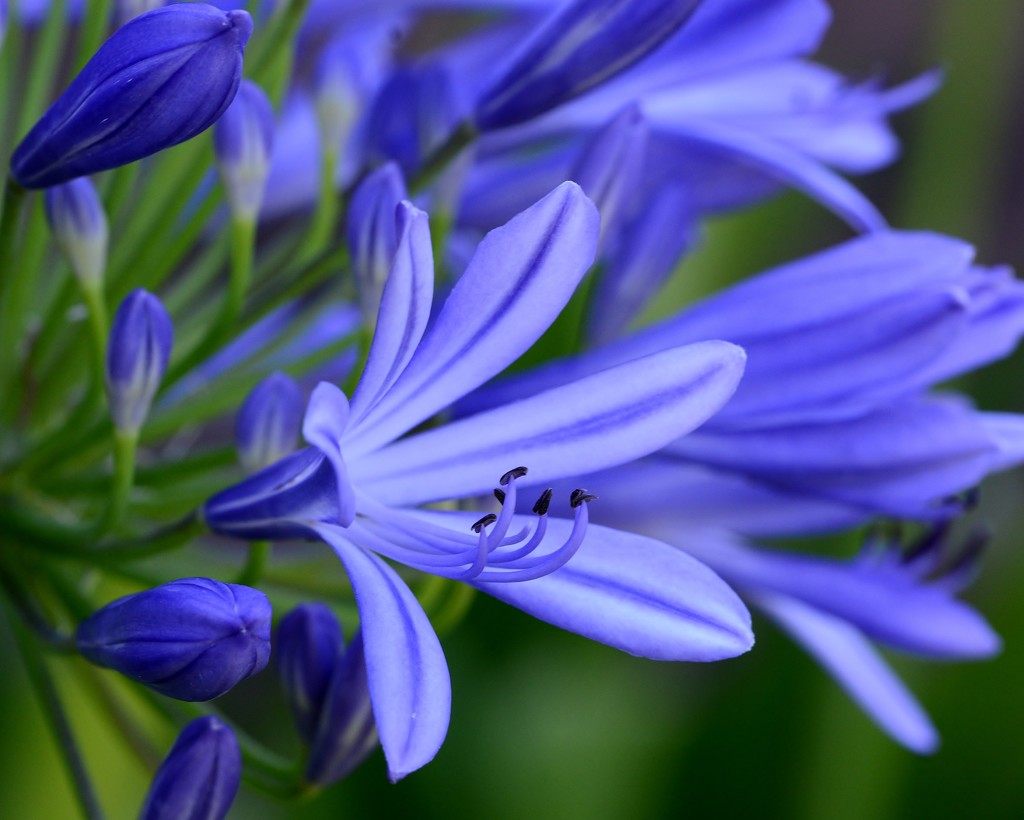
[205, 182, 752, 779]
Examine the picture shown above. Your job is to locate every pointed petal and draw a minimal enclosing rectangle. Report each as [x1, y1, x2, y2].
[345, 181, 600, 457]
[355, 341, 745, 505]
[467, 514, 752, 661]
[350, 203, 435, 424]
[303, 383, 357, 526]
[756, 593, 939, 753]
[312, 525, 451, 782]
[646, 117, 886, 232]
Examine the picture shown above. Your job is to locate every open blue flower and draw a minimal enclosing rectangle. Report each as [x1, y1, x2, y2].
[205, 182, 753, 780]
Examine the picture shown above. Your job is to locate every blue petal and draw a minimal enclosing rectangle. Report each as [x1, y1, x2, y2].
[440, 512, 754, 661]
[345, 181, 600, 457]
[312, 525, 451, 782]
[303, 383, 358, 526]
[354, 341, 745, 505]
[756, 593, 939, 753]
[349, 202, 435, 425]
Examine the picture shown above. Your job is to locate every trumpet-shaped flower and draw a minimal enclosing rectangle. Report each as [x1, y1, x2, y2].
[204, 182, 753, 780]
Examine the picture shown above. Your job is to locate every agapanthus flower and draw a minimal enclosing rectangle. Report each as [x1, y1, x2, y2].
[205, 182, 753, 779]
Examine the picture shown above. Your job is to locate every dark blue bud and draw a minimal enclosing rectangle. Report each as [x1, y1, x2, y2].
[76, 577, 271, 701]
[346, 162, 407, 323]
[214, 79, 275, 221]
[106, 289, 173, 434]
[475, 0, 703, 130]
[365, 64, 463, 178]
[277, 603, 343, 743]
[11, 4, 253, 188]
[235, 371, 304, 473]
[44, 177, 109, 287]
[140, 716, 241, 820]
[305, 630, 378, 787]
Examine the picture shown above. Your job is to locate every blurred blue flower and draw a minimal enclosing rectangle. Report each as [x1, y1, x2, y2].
[44, 177, 109, 287]
[214, 78, 276, 222]
[678, 524, 998, 752]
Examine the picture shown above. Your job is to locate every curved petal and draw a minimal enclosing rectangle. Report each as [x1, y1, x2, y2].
[405, 511, 753, 661]
[350, 203, 435, 424]
[354, 340, 746, 504]
[756, 592, 939, 754]
[313, 524, 451, 782]
[303, 383, 357, 526]
[345, 181, 600, 457]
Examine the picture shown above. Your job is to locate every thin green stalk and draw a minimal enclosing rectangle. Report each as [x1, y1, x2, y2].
[0, 179, 29, 421]
[236, 540, 271, 586]
[13, 0, 69, 141]
[301, 147, 339, 262]
[7, 606, 106, 820]
[80, 283, 109, 409]
[100, 430, 138, 535]
[74, 0, 113, 72]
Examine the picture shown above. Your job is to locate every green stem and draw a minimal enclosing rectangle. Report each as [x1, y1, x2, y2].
[80, 283, 109, 409]
[0, 179, 29, 420]
[408, 120, 478, 196]
[101, 430, 138, 535]
[236, 540, 271, 586]
[74, 0, 114, 72]
[301, 147, 339, 262]
[7, 606, 106, 820]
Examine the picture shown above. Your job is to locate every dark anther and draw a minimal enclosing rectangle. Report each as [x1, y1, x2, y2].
[494, 488, 506, 504]
[532, 488, 553, 516]
[901, 519, 954, 565]
[570, 489, 598, 509]
[471, 513, 498, 533]
[500, 466, 529, 486]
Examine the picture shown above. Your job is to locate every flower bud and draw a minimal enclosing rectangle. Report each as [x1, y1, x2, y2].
[475, 0, 702, 130]
[11, 4, 253, 188]
[235, 371, 304, 473]
[76, 577, 271, 701]
[106, 289, 173, 435]
[214, 79, 275, 222]
[346, 162, 406, 324]
[276, 603, 343, 743]
[305, 630, 378, 787]
[313, 38, 364, 161]
[140, 716, 241, 820]
[44, 177, 109, 288]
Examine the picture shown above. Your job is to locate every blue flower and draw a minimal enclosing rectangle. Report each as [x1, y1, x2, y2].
[44, 177, 108, 287]
[76, 577, 272, 701]
[140, 716, 241, 820]
[10, 4, 253, 188]
[214, 78, 276, 222]
[467, 231, 1024, 533]
[676, 524, 999, 752]
[205, 183, 753, 780]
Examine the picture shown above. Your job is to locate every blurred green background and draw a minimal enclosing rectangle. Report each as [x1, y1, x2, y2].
[4, 1, 1024, 817]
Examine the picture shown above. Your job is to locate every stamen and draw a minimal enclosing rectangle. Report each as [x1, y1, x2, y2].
[494, 488, 506, 504]
[490, 489, 552, 565]
[937, 525, 990, 592]
[500, 466, 528, 486]
[532, 488, 552, 516]
[478, 491, 595, 582]
[471, 513, 497, 533]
